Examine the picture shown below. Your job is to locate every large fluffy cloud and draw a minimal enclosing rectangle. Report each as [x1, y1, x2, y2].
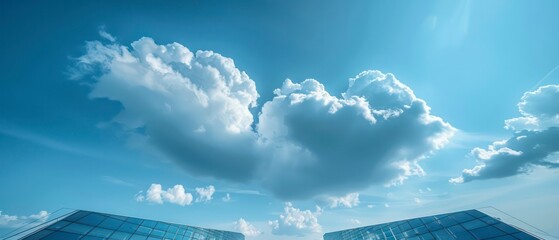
[259, 73, 454, 198]
[451, 85, 559, 183]
[74, 37, 260, 181]
[74, 36, 455, 199]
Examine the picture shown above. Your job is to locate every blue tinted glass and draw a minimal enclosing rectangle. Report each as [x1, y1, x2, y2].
[426, 221, 443, 231]
[111, 231, 133, 240]
[82, 236, 104, 240]
[452, 231, 476, 240]
[167, 225, 178, 234]
[470, 225, 506, 239]
[419, 232, 435, 240]
[494, 222, 521, 234]
[136, 225, 152, 235]
[62, 223, 94, 235]
[126, 217, 143, 225]
[88, 227, 114, 238]
[431, 229, 455, 240]
[43, 231, 82, 240]
[461, 219, 487, 230]
[147, 236, 163, 240]
[155, 222, 170, 231]
[399, 222, 412, 231]
[47, 220, 72, 230]
[464, 210, 486, 218]
[23, 229, 53, 240]
[99, 217, 124, 229]
[438, 217, 458, 227]
[513, 231, 539, 240]
[141, 220, 157, 228]
[64, 211, 90, 222]
[450, 212, 475, 223]
[479, 216, 499, 225]
[164, 231, 176, 239]
[409, 219, 423, 228]
[420, 216, 437, 225]
[77, 213, 106, 226]
[193, 232, 205, 239]
[110, 215, 128, 221]
[491, 235, 520, 240]
[176, 227, 186, 235]
[414, 225, 428, 235]
[130, 234, 148, 240]
[151, 229, 165, 237]
[403, 230, 416, 238]
[119, 222, 139, 233]
[447, 224, 467, 235]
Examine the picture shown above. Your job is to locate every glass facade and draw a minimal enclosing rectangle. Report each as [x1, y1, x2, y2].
[20, 210, 244, 240]
[323, 209, 540, 240]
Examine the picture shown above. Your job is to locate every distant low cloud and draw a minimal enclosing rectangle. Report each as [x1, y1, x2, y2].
[268, 203, 322, 236]
[451, 85, 559, 183]
[327, 192, 360, 208]
[222, 193, 231, 202]
[0, 210, 48, 228]
[73, 34, 455, 199]
[195, 185, 215, 203]
[234, 218, 261, 237]
[135, 184, 193, 206]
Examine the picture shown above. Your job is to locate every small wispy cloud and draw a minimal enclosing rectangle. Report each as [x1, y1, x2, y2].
[327, 192, 360, 208]
[98, 26, 116, 42]
[222, 193, 231, 202]
[101, 176, 136, 188]
[0, 124, 90, 156]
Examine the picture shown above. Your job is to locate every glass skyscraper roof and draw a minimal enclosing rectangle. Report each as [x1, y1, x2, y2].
[18, 210, 244, 240]
[323, 209, 540, 240]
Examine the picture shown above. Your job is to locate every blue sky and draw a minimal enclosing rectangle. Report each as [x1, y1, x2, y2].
[1, 1, 559, 239]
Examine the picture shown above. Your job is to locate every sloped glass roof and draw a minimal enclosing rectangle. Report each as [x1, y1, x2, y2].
[323, 209, 539, 240]
[20, 210, 244, 240]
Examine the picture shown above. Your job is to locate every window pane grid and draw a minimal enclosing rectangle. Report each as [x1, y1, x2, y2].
[21, 210, 244, 240]
[324, 210, 540, 240]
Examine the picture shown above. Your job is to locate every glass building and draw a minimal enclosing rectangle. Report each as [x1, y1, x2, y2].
[323, 209, 540, 240]
[14, 210, 244, 240]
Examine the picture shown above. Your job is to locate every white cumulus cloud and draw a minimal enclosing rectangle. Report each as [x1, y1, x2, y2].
[327, 192, 360, 208]
[234, 218, 261, 237]
[73, 34, 455, 199]
[452, 85, 559, 183]
[136, 183, 193, 206]
[268, 203, 322, 236]
[195, 185, 215, 202]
